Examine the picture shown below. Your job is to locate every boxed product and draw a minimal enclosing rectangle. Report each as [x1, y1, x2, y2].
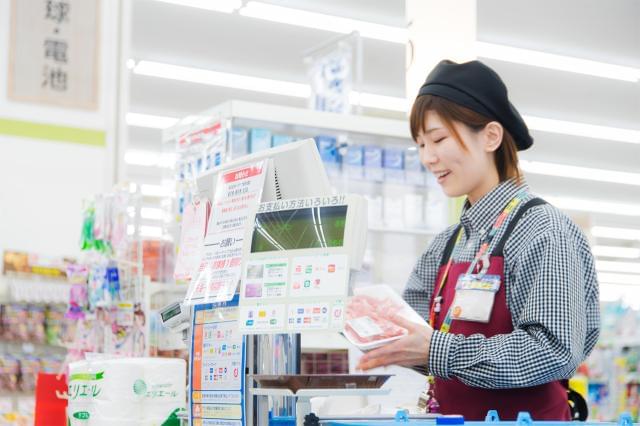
[231, 128, 249, 158]
[343, 285, 427, 351]
[314, 135, 339, 163]
[363, 145, 384, 182]
[344, 145, 364, 180]
[272, 134, 294, 147]
[383, 147, 404, 183]
[404, 148, 426, 186]
[249, 128, 272, 153]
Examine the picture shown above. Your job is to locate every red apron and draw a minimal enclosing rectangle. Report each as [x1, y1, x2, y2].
[430, 198, 570, 421]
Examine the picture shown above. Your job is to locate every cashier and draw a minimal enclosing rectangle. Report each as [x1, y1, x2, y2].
[357, 60, 600, 420]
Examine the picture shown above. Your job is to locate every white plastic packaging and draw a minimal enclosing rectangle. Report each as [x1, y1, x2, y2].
[343, 284, 427, 351]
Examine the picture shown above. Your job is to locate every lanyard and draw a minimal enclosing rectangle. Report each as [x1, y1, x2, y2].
[429, 190, 528, 332]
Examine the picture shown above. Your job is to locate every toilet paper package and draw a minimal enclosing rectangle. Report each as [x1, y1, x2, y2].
[68, 357, 186, 425]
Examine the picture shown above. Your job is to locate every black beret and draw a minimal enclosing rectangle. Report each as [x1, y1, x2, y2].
[417, 59, 533, 151]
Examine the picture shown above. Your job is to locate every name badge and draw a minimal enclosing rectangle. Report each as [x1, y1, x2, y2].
[450, 274, 501, 323]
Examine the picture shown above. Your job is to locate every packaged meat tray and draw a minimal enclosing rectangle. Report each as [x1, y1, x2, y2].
[344, 284, 427, 351]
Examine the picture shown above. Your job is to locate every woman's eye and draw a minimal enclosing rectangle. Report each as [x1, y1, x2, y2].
[418, 143, 425, 149]
[434, 137, 445, 143]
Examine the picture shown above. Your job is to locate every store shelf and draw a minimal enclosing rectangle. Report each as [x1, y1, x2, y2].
[163, 100, 410, 143]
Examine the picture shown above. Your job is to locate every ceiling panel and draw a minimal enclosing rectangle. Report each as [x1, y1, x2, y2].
[478, 0, 640, 67]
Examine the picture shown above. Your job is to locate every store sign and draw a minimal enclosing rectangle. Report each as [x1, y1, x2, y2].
[184, 160, 267, 305]
[8, 0, 100, 110]
[307, 43, 352, 114]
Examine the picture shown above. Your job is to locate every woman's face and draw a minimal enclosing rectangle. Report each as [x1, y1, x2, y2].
[416, 111, 499, 201]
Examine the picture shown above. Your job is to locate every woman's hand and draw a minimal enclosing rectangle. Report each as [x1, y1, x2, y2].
[356, 315, 434, 371]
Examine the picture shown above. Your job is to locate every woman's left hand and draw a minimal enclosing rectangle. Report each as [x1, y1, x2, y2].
[356, 315, 434, 371]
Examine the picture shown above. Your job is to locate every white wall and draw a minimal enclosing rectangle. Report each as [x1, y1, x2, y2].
[0, 0, 120, 258]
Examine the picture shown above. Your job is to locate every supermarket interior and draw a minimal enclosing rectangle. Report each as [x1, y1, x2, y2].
[0, 0, 639, 425]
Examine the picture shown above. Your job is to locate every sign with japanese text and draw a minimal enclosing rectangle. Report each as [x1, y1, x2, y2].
[184, 160, 267, 305]
[8, 0, 100, 110]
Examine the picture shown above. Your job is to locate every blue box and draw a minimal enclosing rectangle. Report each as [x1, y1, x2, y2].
[249, 128, 272, 153]
[344, 145, 364, 180]
[315, 135, 339, 163]
[383, 147, 405, 183]
[405, 147, 426, 186]
[272, 134, 294, 147]
[231, 128, 248, 158]
[383, 147, 404, 170]
[364, 145, 384, 182]
[364, 145, 383, 168]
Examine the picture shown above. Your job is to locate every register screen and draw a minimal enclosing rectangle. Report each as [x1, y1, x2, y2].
[250, 205, 347, 252]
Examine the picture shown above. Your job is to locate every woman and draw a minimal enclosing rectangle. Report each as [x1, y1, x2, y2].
[356, 60, 600, 420]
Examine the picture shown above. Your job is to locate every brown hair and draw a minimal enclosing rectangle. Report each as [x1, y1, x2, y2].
[410, 95, 521, 183]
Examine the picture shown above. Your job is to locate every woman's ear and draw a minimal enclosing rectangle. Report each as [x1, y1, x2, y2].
[483, 121, 504, 153]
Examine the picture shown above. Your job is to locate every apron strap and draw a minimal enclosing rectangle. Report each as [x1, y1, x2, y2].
[439, 224, 463, 266]
[492, 197, 547, 257]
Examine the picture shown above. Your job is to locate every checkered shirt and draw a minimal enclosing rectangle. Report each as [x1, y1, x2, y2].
[403, 178, 600, 388]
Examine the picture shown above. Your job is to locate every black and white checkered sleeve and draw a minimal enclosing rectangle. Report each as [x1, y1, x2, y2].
[427, 225, 599, 388]
[403, 228, 454, 376]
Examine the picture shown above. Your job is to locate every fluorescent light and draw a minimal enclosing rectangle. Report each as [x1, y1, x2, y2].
[141, 207, 165, 221]
[592, 226, 640, 241]
[150, 0, 241, 13]
[520, 160, 640, 186]
[126, 112, 178, 129]
[543, 196, 640, 217]
[597, 260, 640, 274]
[476, 41, 640, 82]
[598, 272, 640, 286]
[134, 61, 311, 98]
[239, 1, 407, 44]
[350, 92, 409, 112]
[124, 150, 176, 168]
[133, 60, 408, 111]
[523, 115, 640, 145]
[593, 245, 640, 259]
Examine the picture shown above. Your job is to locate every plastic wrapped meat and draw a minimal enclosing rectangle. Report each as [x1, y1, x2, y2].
[345, 294, 407, 344]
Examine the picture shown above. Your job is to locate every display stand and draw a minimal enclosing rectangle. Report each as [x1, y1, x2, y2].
[251, 387, 391, 426]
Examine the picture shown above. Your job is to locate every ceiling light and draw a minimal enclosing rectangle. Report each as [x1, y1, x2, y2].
[476, 41, 640, 82]
[542, 196, 640, 217]
[133, 60, 410, 111]
[592, 245, 640, 259]
[134, 60, 311, 98]
[126, 112, 178, 129]
[596, 260, 640, 274]
[523, 115, 640, 145]
[597, 272, 640, 286]
[150, 0, 242, 13]
[520, 160, 640, 186]
[592, 226, 640, 241]
[350, 92, 409, 112]
[239, 1, 407, 44]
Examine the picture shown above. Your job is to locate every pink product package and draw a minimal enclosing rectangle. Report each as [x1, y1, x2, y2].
[344, 284, 427, 351]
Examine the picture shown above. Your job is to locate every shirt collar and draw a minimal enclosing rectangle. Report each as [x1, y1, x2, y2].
[459, 178, 529, 236]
